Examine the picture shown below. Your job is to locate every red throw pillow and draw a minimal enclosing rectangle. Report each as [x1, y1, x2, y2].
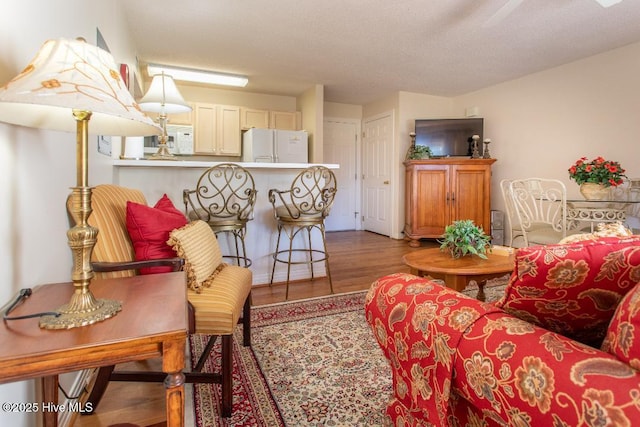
[601, 281, 640, 369]
[494, 236, 640, 347]
[126, 194, 188, 274]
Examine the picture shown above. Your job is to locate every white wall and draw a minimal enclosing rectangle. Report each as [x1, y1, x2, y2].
[379, 43, 640, 240]
[361, 92, 454, 238]
[324, 102, 362, 120]
[178, 84, 298, 111]
[0, 2, 137, 426]
[297, 84, 325, 162]
[452, 41, 640, 218]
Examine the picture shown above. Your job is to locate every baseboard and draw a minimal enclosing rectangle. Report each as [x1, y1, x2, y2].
[58, 368, 96, 427]
[252, 264, 327, 286]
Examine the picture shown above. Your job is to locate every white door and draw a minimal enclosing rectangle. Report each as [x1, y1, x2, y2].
[323, 119, 359, 231]
[362, 113, 393, 236]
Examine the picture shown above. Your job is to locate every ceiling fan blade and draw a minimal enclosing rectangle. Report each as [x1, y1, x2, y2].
[483, 0, 525, 27]
[593, 0, 622, 7]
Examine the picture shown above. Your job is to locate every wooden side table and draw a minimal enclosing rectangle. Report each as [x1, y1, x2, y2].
[0, 272, 188, 427]
[403, 247, 514, 301]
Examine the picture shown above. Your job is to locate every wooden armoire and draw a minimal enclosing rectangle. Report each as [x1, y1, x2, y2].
[404, 158, 496, 247]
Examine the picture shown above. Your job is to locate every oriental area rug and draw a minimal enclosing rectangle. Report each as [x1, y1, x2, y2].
[189, 278, 508, 427]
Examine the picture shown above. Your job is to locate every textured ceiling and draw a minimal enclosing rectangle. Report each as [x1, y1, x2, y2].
[120, 0, 640, 105]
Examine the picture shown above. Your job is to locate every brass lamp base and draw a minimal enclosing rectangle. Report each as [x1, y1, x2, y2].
[40, 110, 124, 330]
[39, 292, 122, 330]
[149, 142, 177, 160]
[149, 114, 177, 160]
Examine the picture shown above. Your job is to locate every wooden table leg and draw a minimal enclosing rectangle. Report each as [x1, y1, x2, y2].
[446, 274, 470, 293]
[41, 375, 58, 427]
[475, 272, 512, 302]
[476, 279, 486, 302]
[163, 338, 186, 427]
[412, 270, 493, 302]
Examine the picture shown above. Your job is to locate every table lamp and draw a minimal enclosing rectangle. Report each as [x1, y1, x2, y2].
[138, 72, 192, 159]
[0, 38, 160, 329]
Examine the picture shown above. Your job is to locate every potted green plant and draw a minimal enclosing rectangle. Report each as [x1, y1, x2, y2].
[439, 219, 491, 259]
[408, 144, 432, 160]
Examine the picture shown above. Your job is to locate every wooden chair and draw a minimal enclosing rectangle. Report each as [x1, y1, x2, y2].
[268, 166, 337, 299]
[80, 184, 252, 418]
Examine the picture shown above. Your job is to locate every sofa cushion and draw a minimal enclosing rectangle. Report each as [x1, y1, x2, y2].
[126, 194, 188, 275]
[367, 272, 640, 427]
[167, 220, 225, 292]
[494, 236, 640, 346]
[601, 281, 640, 369]
[188, 264, 252, 335]
[559, 221, 633, 244]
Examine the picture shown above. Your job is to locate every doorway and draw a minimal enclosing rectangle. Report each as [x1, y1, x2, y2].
[362, 112, 393, 236]
[323, 118, 360, 231]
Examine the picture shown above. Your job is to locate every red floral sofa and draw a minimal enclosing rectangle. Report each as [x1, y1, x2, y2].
[365, 236, 640, 426]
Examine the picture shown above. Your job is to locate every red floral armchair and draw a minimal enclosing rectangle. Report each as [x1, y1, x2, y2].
[365, 236, 640, 426]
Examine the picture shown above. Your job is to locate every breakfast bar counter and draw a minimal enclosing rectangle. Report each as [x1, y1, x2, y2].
[113, 160, 339, 285]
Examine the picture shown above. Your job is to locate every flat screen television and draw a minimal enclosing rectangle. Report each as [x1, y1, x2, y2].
[414, 118, 484, 157]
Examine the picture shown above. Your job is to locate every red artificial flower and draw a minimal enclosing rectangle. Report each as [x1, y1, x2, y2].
[568, 156, 628, 187]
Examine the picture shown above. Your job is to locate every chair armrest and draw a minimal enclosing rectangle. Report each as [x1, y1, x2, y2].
[92, 257, 184, 273]
[366, 273, 502, 425]
[182, 188, 197, 216]
[453, 305, 640, 425]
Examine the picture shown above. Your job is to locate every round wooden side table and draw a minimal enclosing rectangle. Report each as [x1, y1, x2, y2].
[402, 247, 514, 301]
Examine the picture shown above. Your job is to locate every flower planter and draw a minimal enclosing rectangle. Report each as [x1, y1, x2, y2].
[579, 182, 610, 200]
[568, 156, 627, 197]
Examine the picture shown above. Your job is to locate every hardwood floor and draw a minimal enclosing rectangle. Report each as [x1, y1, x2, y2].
[72, 231, 436, 427]
[252, 230, 435, 304]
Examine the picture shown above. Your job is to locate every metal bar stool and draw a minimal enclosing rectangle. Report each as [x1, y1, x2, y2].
[268, 166, 337, 299]
[184, 163, 257, 267]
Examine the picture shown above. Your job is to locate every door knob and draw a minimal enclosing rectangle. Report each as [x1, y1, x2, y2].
[383, 180, 390, 185]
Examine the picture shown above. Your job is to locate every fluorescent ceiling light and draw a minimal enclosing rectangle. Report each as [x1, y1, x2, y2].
[147, 64, 248, 87]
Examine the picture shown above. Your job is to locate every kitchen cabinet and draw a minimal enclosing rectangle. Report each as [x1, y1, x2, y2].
[241, 108, 270, 129]
[404, 159, 496, 247]
[167, 103, 194, 126]
[240, 108, 301, 131]
[194, 103, 241, 156]
[270, 110, 300, 130]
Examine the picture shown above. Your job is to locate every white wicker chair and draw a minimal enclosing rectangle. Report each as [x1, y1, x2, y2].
[508, 178, 576, 246]
[500, 179, 524, 247]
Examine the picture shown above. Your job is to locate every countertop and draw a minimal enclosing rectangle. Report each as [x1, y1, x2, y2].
[114, 159, 339, 285]
[114, 159, 339, 169]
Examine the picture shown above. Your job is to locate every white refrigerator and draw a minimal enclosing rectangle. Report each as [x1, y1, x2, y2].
[242, 128, 308, 163]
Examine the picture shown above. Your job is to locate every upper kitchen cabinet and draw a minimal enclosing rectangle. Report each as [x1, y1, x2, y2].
[167, 103, 194, 126]
[241, 108, 301, 130]
[270, 110, 301, 130]
[240, 108, 270, 129]
[194, 103, 241, 156]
